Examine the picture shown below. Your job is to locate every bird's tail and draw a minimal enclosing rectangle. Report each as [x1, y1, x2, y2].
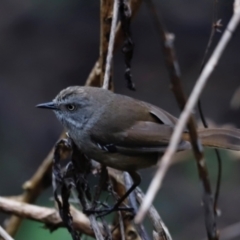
[183, 128, 240, 151]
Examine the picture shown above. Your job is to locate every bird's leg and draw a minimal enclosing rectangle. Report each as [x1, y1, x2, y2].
[94, 171, 141, 217]
[83, 168, 133, 215]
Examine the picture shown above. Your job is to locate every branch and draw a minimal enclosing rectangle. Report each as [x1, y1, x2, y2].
[200, 0, 221, 72]
[102, 0, 119, 89]
[0, 226, 14, 240]
[197, 0, 222, 216]
[0, 197, 101, 238]
[136, 0, 240, 227]
[135, 188, 172, 240]
[100, 0, 114, 86]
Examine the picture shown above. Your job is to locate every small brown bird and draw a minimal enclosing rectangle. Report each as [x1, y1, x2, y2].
[37, 86, 240, 213]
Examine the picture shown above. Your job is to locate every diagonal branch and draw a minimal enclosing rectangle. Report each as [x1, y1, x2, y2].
[135, 187, 172, 240]
[136, 0, 240, 232]
[0, 226, 14, 240]
[0, 197, 102, 238]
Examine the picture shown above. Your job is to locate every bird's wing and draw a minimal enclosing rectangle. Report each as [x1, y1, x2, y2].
[91, 121, 190, 154]
[141, 102, 178, 126]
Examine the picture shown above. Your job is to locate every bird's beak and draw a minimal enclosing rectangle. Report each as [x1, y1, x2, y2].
[36, 102, 58, 110]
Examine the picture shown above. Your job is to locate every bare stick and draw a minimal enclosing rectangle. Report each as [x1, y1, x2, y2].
[0, 226, 14, 240]
[100, 0, 114, 86]
[102, 0, 119, 89]
[136, 1, 240, 224]
[0, 197, 103, 237]
[135, 188, 171, 240]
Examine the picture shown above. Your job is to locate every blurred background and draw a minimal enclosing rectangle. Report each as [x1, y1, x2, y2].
[0, 0, 240, 239]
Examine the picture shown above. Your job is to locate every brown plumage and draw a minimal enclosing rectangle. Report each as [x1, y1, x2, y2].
[37, 86, 240, 171]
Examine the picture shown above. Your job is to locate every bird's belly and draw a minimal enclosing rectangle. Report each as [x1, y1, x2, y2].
[86, 150, 159, 171]
[70, 135, 159, 171]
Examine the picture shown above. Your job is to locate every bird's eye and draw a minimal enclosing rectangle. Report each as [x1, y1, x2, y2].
[66, 104, 75, 111]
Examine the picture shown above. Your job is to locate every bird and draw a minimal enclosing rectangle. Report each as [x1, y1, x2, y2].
[37, 86, 240, 214]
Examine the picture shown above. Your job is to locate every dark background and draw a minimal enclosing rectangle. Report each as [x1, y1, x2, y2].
[0, 0, 240, 239]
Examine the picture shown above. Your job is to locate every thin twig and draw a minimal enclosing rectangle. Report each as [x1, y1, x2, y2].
[198, 0, 222, 216]
[102, 0, 119, 89]
[0, 226, 14, 240]
[198, 101, 222, 216]
[200, 0, 220, 72]
[136, 0, 240, 224]
[100, 0, 114, 86]
[135, 188, 172, 240]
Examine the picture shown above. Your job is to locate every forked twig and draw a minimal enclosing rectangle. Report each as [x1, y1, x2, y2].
[200, 0, 220, 72]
